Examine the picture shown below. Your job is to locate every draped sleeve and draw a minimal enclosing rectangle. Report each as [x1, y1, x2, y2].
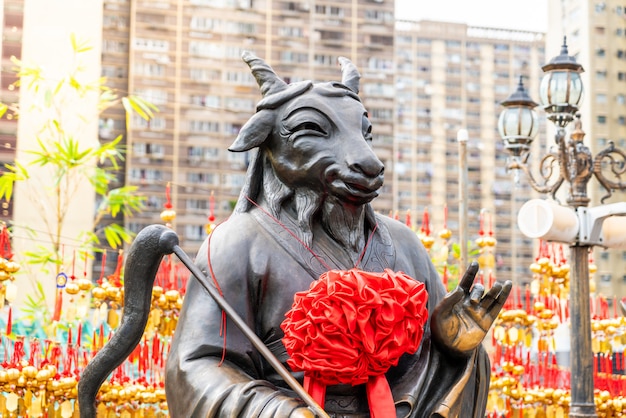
[165, 214, 307, 417]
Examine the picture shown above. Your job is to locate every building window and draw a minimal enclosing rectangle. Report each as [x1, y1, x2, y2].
[597, 70, 608, 80]
[597, 93, 607, 103]
[596, 48, 606, 57]
[595, 2, 606, 13]
[598, 115, 607, 124]
[314, 5, 344, 17]
[445, 40, 461, 48]
[595, 26, 606, 34]
[184, 224, 206, 241]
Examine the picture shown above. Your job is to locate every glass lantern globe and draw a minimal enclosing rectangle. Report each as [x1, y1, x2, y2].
[539, 37, 584, 127]
[498, 76, 539, 158]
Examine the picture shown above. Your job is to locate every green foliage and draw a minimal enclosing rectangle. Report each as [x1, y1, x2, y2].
[431, 240, 480, 290]
[20, 280, 51, 326]
[0, 161, 29, 201]
[22, 245, 63, 274]
[0, 34, 157, 285]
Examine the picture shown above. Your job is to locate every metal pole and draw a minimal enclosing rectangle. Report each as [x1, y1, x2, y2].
[458, 129, 469, 270]
[511, 181, 517, 285]
[569, 244, 597, 418]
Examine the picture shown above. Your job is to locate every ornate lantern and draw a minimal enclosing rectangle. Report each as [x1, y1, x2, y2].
[538, 37, 584, 127]
[497, 76, 539, 158]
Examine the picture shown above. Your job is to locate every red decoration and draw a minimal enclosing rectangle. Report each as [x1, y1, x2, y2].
[419, 208, 430, 236]
[208, 191, 216, 222]
[281, 268, 428, 417]
[0, 223, 13, 259]
[164, 182, 173, 210]
[6, 306, 11, 336]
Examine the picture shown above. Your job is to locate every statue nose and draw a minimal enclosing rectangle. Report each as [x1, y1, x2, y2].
[349, 155, 385, 178]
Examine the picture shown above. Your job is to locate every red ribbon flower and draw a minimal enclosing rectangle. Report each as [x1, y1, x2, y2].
[281, 268, 428, 417]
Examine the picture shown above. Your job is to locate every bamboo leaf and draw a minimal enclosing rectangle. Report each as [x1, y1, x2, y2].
[103, 225, 123, 249]
[70, 33, 93, 54]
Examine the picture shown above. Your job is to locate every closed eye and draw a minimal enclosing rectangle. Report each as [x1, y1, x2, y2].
[294, 122, 327, 135]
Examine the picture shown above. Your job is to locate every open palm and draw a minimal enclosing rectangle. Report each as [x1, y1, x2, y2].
[431, 261, 512, 356]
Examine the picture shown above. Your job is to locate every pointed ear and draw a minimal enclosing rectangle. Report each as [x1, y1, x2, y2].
[228, 110, 275, 152]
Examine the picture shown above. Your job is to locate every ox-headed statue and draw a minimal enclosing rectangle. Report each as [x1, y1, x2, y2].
[79, 52, 511, 418]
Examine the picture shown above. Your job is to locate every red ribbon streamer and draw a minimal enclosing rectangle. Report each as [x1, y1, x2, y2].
[304, 373, 396, 417]
[366, 374, 396, 418]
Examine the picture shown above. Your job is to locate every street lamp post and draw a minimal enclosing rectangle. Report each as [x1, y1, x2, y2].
[458, 128, 469, 270]
[498, 38, 626, 418]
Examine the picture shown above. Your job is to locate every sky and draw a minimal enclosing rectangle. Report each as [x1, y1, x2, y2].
[395, 0, 549, 33]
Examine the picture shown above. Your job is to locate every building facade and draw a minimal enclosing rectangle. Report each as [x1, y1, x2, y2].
[11, 1, 621, 293]
[100, 0, 396, 258]
[394, 20, 546, 284]
[0, 0, 22, 221]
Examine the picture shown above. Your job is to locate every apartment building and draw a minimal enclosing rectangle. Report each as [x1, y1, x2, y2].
[0, 0, 22, 221]
[394, 20, 546, 284]
[99, 0, 396, 257]
[4, 0, 548, 287]
[543, 0, 626, 298]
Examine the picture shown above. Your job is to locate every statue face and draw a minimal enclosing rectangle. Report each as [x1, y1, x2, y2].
[266, 86, 385, 206]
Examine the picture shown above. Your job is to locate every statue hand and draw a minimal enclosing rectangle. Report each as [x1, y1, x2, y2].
[290, 407, 317, 418]
[431, 261, 512, 356]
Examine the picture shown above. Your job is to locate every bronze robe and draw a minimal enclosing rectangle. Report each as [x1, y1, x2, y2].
[165, 208, 490, 417]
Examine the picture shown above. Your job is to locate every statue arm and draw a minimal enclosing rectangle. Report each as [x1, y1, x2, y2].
[165, 239, 306, 418]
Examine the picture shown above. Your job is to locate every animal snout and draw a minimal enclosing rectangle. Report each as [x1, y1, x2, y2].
[349, 156, 384, 178]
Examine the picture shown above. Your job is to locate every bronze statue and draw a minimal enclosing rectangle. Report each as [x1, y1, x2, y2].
[78, 52, 511, 418]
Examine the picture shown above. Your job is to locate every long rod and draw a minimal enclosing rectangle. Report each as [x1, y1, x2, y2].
[171, 245, 330, 418]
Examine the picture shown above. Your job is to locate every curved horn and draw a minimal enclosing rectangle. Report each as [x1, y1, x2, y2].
[338, 57, 360, 94]
[242, 51, 288, 97]
[78, 225, 179, 418]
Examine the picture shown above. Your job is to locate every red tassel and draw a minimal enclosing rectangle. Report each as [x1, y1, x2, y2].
[208, 191, 216, 222]
[99, 324, 105, 349]
[6, 306, 11, 336]
[52, 287, 63, 322]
